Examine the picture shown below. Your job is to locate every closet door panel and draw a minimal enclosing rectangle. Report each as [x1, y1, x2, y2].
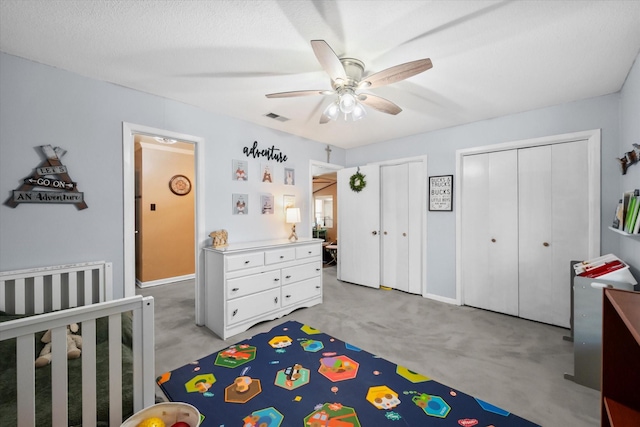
[462, 151, 519, 315]
[487, 151, 520, 316]
[407, 162, 423, 295]
[381, 164, 409, 292]
[518, 146, 553, 323]
[550, 140, 589, 326]
[461, 154, 490, 310]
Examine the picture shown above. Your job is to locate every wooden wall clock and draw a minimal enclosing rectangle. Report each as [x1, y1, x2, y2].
[169, 174, 191, 195]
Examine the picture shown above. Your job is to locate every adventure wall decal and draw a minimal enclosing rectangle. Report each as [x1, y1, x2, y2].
[243, 141, 288, 163]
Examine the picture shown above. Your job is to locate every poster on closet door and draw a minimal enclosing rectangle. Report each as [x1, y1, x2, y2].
[429, 175, 453, 211]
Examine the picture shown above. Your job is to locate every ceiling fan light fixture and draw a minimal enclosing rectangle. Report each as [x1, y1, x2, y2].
[338, 92, 357, 114]
[351, 103, 367, 121]
[323, 101, 340, 121]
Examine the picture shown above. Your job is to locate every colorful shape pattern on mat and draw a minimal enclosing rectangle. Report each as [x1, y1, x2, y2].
[157, 320, 541, 426]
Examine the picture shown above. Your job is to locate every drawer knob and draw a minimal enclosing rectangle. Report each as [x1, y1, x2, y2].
[316, 286, 321, 289]
[285, 275, 292, 279]
[232, 287, 239, 292]
[316, 268, 321, 271]
[280, 255, 284, 259]
[232, 309, 238, 317]
[286, 294, 291, 298]
[274, 278, 280, 281]
[274, 297, 278, 303]
[308, 251, 312, 254]
[244, 260, 250, 264]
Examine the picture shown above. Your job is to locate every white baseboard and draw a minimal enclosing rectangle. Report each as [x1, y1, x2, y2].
[136, 273, 195, 288]
[424, 293, 460, 306]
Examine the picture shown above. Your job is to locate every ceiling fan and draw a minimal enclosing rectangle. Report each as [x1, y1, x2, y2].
[265, 40, 433, 124]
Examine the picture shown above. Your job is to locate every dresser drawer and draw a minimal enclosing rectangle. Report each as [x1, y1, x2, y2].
[227, 288, 281, 325]
[226, 252, 264, 272]
[281, 261, 322, 285]
[265, 248, 296, 265]
[281, 277, 322, 307]
[227, 270, 281, 299]
[296, 244, 321, 259]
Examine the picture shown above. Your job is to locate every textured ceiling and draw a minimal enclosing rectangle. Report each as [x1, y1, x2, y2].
[1, 0, 639, 149]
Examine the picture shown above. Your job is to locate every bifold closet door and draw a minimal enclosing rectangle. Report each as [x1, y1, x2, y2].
[461, 150, 519, 315]
[380, 162, 423, 294]
[381, 164, 409, 291]
[518, 141, 589, 327]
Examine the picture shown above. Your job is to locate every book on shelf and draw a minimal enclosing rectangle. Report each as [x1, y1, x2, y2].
[624, 190, 640, 233]
[621, 190, 634, 231]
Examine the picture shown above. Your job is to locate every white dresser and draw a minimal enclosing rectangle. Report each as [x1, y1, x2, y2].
[204, 238, 323, 339]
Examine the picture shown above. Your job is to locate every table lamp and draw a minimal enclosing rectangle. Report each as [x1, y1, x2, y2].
[286, 207, 301, 241]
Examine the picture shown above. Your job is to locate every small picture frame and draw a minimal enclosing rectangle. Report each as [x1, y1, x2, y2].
[232, 159, 248, 181]
[284, 167, 295, 185]
[232, 193, 248, 215]
[429, 175, 453, 211]
[261, 194, 274, 214]
[261, 163, 273, 183]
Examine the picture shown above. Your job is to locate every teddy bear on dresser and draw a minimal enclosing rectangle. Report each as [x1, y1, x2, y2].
[35, 323, 82, 367]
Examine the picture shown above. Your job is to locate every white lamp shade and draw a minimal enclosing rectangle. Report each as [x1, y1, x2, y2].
[286, 207, 301, 224]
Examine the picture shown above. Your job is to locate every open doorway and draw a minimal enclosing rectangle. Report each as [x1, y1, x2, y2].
[309, 161, 342, 267]
[134, 135, 195, 287]
[123, 122, 207, 325]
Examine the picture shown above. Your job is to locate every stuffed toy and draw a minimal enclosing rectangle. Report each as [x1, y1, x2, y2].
[35, 323, 82, 367]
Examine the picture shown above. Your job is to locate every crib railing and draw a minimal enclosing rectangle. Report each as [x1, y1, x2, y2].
[0, 261, 113, 314]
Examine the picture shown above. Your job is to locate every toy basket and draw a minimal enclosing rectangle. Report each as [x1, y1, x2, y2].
[121, 402, 201, 427]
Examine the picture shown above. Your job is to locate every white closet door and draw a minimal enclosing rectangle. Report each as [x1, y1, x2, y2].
[407, 162, 423, 295]
[381, 164, 410, 292]
[519, 141, 589, 327]
[462, 150, 519, 315]
[337, 165, 381, 288]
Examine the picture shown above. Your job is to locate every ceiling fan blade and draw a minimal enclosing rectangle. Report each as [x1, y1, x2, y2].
[358, 94, 403, 115]
[266, 90, 332, 98]
[359, 58, 432, 89]
[319, 112, 332, 124]
[311, 40, 346, 82]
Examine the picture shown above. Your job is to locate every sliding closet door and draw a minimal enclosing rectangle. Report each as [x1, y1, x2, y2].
[518, 141, 589, 327]
[461, 150, 519, 315]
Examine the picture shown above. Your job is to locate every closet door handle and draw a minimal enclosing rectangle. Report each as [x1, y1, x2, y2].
[491, 238, 496, 243]
[402, 232, 407, 237]
[372, 230, 378, 235]
[543, 242, 550, 247]
[384, 231, 388, 235]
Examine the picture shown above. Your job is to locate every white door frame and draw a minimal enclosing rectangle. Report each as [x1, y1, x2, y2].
[122, 122, 207, 325]
[309, 160, 343, 229]
[370, 156, 428, 297]
[455, 129, 601, 306]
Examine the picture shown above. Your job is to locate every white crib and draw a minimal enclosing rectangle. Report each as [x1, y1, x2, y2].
[0, 261, 156, 427]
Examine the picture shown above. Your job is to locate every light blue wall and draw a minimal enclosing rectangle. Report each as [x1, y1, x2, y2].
[347, 85, 627, 299]
[0, 53, 345, 298]
[619, 54, 640, 279]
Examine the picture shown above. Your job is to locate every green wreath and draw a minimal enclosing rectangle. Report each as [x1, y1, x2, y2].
[349, 170, 367, 192]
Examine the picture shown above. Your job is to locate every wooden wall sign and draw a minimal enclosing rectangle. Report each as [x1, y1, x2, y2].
[429, 174, 453, 211]
[5, 145, 87, 210]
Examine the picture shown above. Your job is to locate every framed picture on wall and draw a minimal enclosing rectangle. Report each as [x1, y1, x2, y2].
[232, 193, 248, 215]
[232, 159, 248, 181]
[261, 194, 274, 214]
[429, 175, 453, 211]
[261, 163, 273, 183]
[284, 167, 295, 185]
[283, 194, 295, 213]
